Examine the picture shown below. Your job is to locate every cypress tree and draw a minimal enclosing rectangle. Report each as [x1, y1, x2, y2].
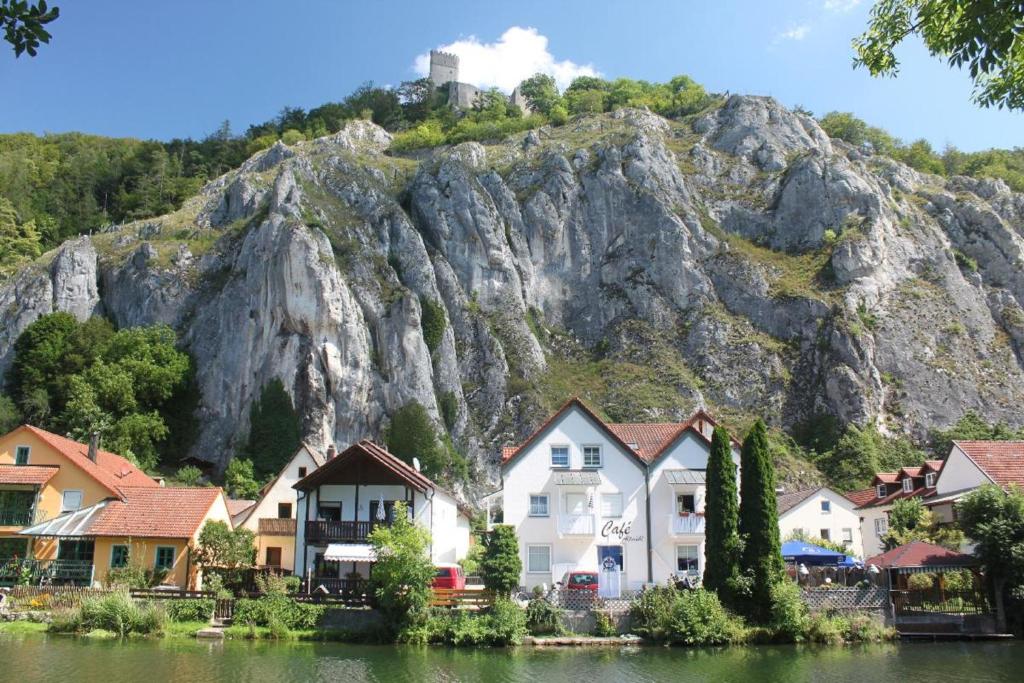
[737, 419, 784, 622]
[703, 426, 740, 602]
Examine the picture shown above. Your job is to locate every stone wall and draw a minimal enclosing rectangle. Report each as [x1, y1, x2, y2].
[320, 607, 384, 632]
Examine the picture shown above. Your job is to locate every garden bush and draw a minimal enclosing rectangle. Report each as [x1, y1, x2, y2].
[401, 599, 526, 646]
[768, 580, 809, 640]
[630, 584, 679, 642]
[669, 589, 742, 645]
[233, 597, 325, 630]
[592, 610, 617, 637]
[165, 598, 215, 623]
[49, 592, 167, 637]
[525, 597, 562, 635]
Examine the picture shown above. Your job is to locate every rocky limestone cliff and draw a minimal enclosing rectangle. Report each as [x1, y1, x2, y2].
[3, 98, 1024, 493]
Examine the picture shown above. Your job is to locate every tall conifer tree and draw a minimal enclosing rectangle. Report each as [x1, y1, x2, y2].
[703, 426, 740, 601]
[737, 419, 783, 621]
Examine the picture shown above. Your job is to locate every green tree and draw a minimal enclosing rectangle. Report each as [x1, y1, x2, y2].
[386, 400, 464, 479]
[174, 465, 203, 486]
[419, 297, 447, 353]
[244, 378, 301, 478]
[957, 485, 1024, 632]
[737, 419, 784, 622]
[930, 411, 1024, 458]
[224, 457, 261, 499]
[854, 0, 1024, 110]
[368, 501, 435, 632]
[480, 524, 522, 596]
[703, 426, 741, 602]
[517, 73, 562, 116]
[0, 197, 41, 275]
[816, 424, 924, 491]
[193, 520, 256, 586]
[0, 393, 19, 433]
[1, 0, 59, 57]
[882, 497, 964, 551]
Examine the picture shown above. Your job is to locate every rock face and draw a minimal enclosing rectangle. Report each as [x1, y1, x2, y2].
[3, 97, 1024, 490]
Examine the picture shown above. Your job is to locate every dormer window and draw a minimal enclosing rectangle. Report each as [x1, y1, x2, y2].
[925, 472, 936, 488]
[876, 484, 886, 499]
[15, 446, 29, 465]
[550, 446, 569, 468]
[902, 478, 913, 493]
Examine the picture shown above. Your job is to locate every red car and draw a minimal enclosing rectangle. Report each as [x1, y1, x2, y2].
[432, 564, 466, 589]
[560, 570, 599, 591]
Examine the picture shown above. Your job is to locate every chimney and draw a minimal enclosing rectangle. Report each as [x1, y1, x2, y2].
[88, 432, 99, 463]
[326, 444, 337, 460]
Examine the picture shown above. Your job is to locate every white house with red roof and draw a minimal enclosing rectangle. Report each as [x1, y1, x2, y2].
[775, 487, 864, 558]
[852, 461, 943, 557]
[496, 398, 739, 590]
[925, 441, 1024, 523]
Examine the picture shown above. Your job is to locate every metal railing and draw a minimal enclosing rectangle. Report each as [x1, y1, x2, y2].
[669, 513, 706, 535]
[0, 509, 36, 527]
[558, 513, 595, 535]
[893, 589, 991, 616]
[0, 558, 94, 586]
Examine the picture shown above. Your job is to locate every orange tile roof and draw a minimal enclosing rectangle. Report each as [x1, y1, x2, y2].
[20, 425, 158, 497]
[866, 540, 975, 569]
[607, 423, 683, 459]
[227, 499, 255, 517]
[0, 464, 59, 486]
[873, 472, 899, 484]
[843, 488, 877, 507]
[899, 467, 923, 478]
[954, 441, 1024, 487]
[923, 460, 944, 473]
[87, 486, 223, 538]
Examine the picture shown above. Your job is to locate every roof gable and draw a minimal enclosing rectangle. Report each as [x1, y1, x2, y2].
[15, 425, 158, 498]
[776, 488, 822, 515]
[953, 440, 1024, 487]
[240, 443, 324, 526]
[294, 440, 437, 492]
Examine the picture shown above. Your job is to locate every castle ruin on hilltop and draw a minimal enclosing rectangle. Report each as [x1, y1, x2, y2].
[428, 50, 530, 112]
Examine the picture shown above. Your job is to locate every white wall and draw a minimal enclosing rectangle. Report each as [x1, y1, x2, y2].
[501, 406, 649, 590]
[859, 505, 891, 558]
[935, 446, 990, 495]
[241, 447, 321, 532]
[777, 488, 864, 559]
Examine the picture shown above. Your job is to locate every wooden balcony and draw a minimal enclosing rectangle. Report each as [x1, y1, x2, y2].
[258, 518, 297, 536]
[305, 520, 378, 544]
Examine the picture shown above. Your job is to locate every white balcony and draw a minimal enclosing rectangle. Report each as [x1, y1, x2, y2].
[670, 513, 705, 535]
[558, 513, 595, 536]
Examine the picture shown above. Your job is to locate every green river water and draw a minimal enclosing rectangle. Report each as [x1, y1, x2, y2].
[2, 633, 1021, 682]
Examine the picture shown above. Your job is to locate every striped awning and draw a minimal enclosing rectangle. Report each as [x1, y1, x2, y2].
[19, 501, 109, 538]
[553, 470, 601, 486]
[323, 543, 376, 563]
[665, 469, 706, 485]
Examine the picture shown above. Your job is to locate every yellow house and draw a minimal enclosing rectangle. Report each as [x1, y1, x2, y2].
[234, 443, 325, 572]
[0, 425, 231, 589]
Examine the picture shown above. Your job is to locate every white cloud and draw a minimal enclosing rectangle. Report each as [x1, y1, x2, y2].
[776, 24, 811, 42]
[413, 26, 599, 93]
[823, 0, 862, 11]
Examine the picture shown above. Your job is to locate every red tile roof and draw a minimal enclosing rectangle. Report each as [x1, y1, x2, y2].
[954, 441, 1024, 487]
[923, 460, 944, 473]
[857, 485, 928, 509]
[866, 540, 975, 569]
[500, 398, 732, 466]
[873, 472, 899, 484]
[899, 467, 923, 478]
[0, 464, 59, 486]
[227, 499, 255, 517]
[776, 488, 821, 515]
[843, 488, 877, 507]
[86, 486, 223, 538]
[19, 425, 158, 497]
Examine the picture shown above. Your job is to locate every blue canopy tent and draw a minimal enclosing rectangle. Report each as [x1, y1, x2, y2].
[781, 540, 850, 566]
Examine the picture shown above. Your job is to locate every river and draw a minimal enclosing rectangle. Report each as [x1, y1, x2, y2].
[2, 633, 1022, 682]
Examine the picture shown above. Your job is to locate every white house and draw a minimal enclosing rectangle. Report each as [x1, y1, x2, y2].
[776, 487, 864, 558]
[292, 440, 471, 591]
[234, 443, 325, 572]
[925, 441, 1024, 522]
[496, 398, 740, 591]
[852, 461, 944, 557]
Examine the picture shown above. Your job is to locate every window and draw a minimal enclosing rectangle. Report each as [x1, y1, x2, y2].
[876, 484, 886, 499]
[265, 547, 282, 567]
[550, 446, 569, 468]
[600, 493, 623, 518]
[527, 545, 551, 573]
[277, 502, 292, 519]
[842, 528, 853, 545]
[820, 500, 831, 514]
[565, 493, 586, 515]
[582, 445, 602, 468]
[874, 517, 888, 537]
[677, 494, 696, 515]
[298, 466, 307, 478]
[110, 545, 129, 569]
[529, 494, 549, 517]
[57, 540, 93, 562]
[14, 446, 30, 465]
[902, 478, 913, 493]
[925, 472, 936, 488]
[819, 528, 831, 541]
[61, 490, 83, 513]
[154, 546, 175, 571]
[676, 545, 699, 575]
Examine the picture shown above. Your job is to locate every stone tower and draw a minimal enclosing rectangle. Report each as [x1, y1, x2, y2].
[429, 50, 459, 87]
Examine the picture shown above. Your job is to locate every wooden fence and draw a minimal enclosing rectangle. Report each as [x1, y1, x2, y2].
[429, 588, 495, 609]
[5, 585, 117, 610]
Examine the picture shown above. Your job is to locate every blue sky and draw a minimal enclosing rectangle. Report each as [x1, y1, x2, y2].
[1, 0, 1020, 151]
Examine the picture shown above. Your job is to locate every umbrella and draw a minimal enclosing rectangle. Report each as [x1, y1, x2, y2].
[781, 540, 848, 566]
[376, 494, 386, 522]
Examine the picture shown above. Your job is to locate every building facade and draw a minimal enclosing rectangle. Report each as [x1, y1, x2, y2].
[497, 399, 739, 591]
[776, 487, 865, 558]
[292, 440, 470, 590]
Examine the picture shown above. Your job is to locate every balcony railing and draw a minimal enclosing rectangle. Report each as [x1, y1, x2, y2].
[258, 518, 297, 536]
[558, 513, 595, 536]
[0, 509, 35, 527]
[670, 513, 706, 535]
[0, 558, 94, 586]
[305, 520, 380, 544]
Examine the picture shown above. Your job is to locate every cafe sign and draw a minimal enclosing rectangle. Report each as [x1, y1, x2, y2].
[601, 519, 644, 543]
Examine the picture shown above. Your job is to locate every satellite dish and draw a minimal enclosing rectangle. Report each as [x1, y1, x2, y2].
[413, 457, 421, 472]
